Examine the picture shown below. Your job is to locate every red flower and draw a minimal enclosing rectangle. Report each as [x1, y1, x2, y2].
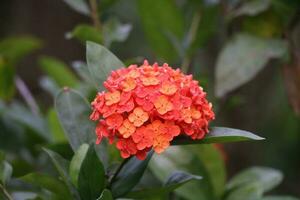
[90, 60, 215, 160]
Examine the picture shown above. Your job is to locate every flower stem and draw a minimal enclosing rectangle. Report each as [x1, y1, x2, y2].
[0, 184, 13, 200]
[89, 0, 101, 31]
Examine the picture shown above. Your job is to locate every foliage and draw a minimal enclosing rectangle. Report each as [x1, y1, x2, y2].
[0, 0, 299, 199]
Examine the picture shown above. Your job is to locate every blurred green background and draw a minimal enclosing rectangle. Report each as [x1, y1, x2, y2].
[0, 0, 299, 199]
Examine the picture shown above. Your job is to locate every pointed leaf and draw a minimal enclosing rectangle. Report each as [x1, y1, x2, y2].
[226, 167, 283, 193]
[63, 0, 90, 15]
[86, 41, 124, 90]
[43, 148, 80, 199]
[78, 145, 105, 200]
[110, 151, 153, 197]
[172, 127, 264, 145]
[215, 33, 288, 97]
[55, 88, 95, 151]
[69, 144, 89, 187]
[126, 171, 202, 199]
[68, 24, 103, 44]
[97, 189, 113, 200]
[0, 161, 12, 185]
[21, 173, 71, 199]
[39, 56, 78, 88]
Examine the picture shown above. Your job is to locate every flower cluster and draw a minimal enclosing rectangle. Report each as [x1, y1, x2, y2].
[90, 60, 215, 160]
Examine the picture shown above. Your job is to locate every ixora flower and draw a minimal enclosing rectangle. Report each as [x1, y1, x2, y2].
[90, 60, 215, 160]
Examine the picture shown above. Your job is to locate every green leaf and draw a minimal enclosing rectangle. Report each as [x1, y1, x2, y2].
[78, 145, 105, 200]
[0, 60, 15, 100]
[63, 0, 90, 15]
[47, 108, 67, 143]
[68, 24, 103, 44]
[149, 145, 221, 200]
[71, 61, 93, 85]
[149, 146, 212, 200]
[225, 182, 263, 200]
[97, 189, 113, 200]
[55, 88, 95, 151]
[103, 18, 132, 47]
[0, 36, 41, 65]
[0, 161, 12, 185]
[86, 41, 124, 90]
[137, 0, 184, 61]
[215, 33, 288, 97]
[230, 0, 271, 18]
[21, 173, 71, 199]
[5, 102, 50, 141]
[43, 148, 80, 199]
[110, 151, 153, 197]
[226, 167, 283, 193]
[69, 144, 89, 187]
[39, 56, 78, 88]
[172, 127, 264, 145]
[39, 76, 61, 97]
[261, 196, 300, 200]
[126, 171, 202, 199]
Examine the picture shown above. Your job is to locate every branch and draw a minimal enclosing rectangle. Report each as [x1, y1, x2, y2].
[0, 184, 13, 200]
[89, 0, 101, 31]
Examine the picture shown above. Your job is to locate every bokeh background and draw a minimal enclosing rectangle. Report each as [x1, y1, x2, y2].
[0, 0, 299, 198]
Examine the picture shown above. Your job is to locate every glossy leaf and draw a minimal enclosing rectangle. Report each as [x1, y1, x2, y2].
[21, 173, 71, 199]
[63, 0, 90, 15]
[230, 0, 271, 18]
[226, 167, 283, 193]
[215, 33, 288, 97]
[225, 182, 263, 200]
[68, 24, 103, 44]
[149, 146, 216, 200]
[103, 18, 132, 47]
[0, 161, 12, 185]
[97, 189, 113, 200]
[43, 148, 80, 199]
[39, 56, 78, 88]
[137, 0, 184, 61]
[39, 76, 61, 97]
[126, 171, 202, 199]
[110, 151, 153, 197]
[69, 144, 89, 187]
[47, 108, 66, 143]
[4, 102, 50, 141]
[78, 145, 105, 200]
[172, 127, 264, 145]
[0, 36, 41, 64]
[86, 41, 124, 90]
[55, 88, 95, 151]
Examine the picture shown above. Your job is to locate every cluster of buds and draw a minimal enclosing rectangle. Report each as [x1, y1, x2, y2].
[90, 60, 214, 160]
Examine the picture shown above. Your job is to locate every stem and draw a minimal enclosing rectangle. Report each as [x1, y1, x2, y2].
[0, 184, 13, 200]
[15, 76, 40, 116]
[181, 11, 201, 74]
[89, 0, 101, 31]
[108, 157, 130, 186]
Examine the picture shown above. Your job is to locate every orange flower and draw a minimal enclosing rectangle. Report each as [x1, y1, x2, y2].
[154, 95, 173, 115]
[118, 119, 136, 138]
[128, 107, 149, 127]
[90, 60, 215, 160]
[160, 81, 177, 95]
[106, 113, 123, 129]
[122, 77, 136, 92]
[105, 91, 120, 105]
